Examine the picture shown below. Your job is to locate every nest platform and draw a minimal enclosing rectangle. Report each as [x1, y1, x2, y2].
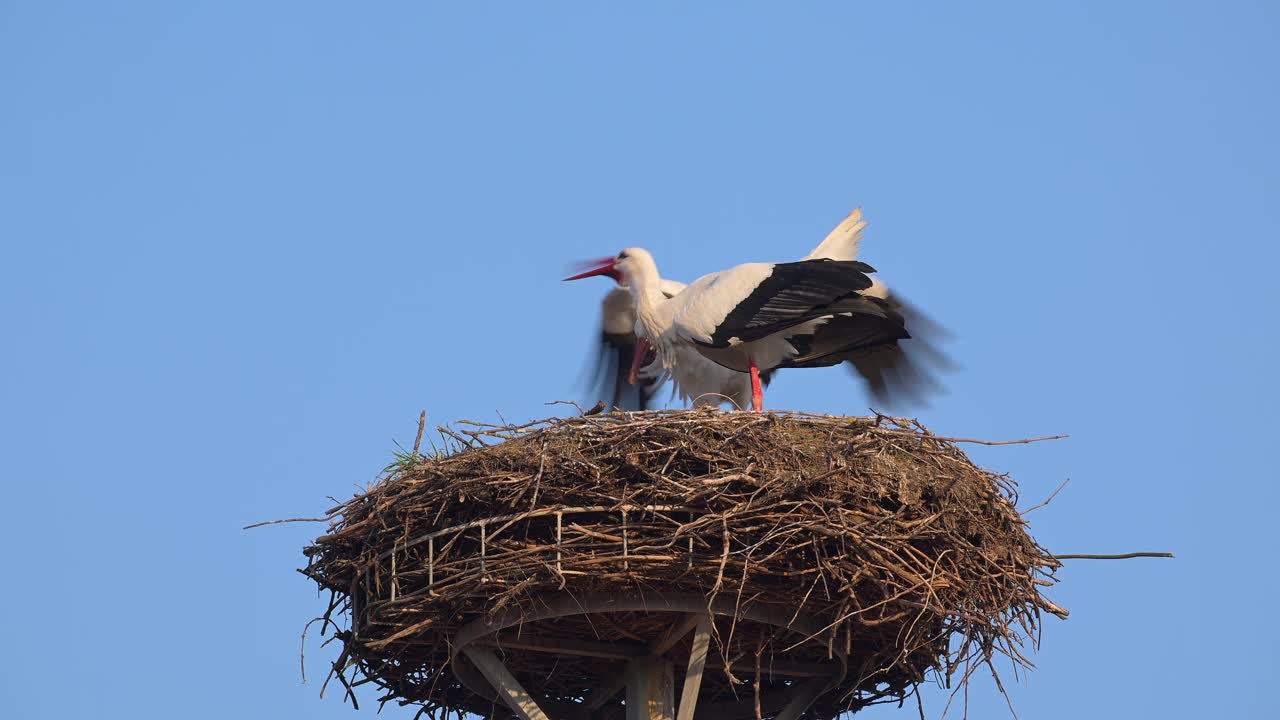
[302, 410, 1066, 719]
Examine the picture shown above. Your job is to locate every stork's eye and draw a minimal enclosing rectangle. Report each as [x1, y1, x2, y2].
[617, 251, 630, 260]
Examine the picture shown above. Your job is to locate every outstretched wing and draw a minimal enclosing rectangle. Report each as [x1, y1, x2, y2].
[590, 330, 662, 411]
[785, 293, 954, 409]
[846, 296, 954, 408]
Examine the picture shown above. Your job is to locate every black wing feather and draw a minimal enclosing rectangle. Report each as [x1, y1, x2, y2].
[704, 260, 877, 347]
[784, 294, 954, 409]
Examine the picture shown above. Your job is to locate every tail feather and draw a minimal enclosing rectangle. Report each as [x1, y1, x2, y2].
[802, 208, 867, 262]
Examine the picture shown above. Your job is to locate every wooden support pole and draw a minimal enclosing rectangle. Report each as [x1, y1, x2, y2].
[675, 615, 712, 720]
[586, 612, 703, 716]
[626, 656, 674, 720]
[461, 646, 552, 720]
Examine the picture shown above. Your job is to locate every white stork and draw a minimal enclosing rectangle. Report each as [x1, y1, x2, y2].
[575, 210, 874, 410]
[567, 233, 945, 411]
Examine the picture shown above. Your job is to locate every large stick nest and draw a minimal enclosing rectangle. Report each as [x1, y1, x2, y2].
[302, 410, 1066, 719]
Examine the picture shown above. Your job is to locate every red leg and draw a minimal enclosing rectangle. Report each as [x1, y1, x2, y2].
[628, 337, 652, 385]
[749, 356, 763, 412]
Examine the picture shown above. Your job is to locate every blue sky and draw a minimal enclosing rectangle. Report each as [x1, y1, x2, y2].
[2, 2, 1276, 718]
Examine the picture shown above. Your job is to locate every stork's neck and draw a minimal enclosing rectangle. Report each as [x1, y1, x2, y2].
[624, 254, 669, 338]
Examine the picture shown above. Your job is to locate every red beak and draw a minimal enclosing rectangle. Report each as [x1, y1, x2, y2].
[563, 257, 620, 282]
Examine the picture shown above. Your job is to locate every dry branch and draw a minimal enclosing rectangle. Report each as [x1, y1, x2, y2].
[1052, 552, 1174, 560]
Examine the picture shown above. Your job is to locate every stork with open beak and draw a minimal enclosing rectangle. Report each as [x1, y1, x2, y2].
[566, 241, 941, 412]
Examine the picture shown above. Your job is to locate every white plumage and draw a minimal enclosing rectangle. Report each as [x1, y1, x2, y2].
[619, 249, 908, 411]
[582, 209, 873, 409]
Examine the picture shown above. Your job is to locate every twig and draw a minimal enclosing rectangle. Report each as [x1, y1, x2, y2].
[545, 399, 586, 414]
[436, 425, 473, 448]
[1020, 478, 1070, 515]
[876, 429, 1069, 446]
[412, 410, 427, 456]
[243, 517, 326, 530]
[1051, 552, 1175, 560]
[300, 616, 324, 683]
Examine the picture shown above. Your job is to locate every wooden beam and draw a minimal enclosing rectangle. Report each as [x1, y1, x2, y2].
[448, 592, 843, 714]
[675, 615, 711, 720]
[772, 676, 832, 720]
[649, 613, 701, 656]
[626, 656, 674, 720]
[461, 646, 553, 720]
[481, 635, 647, 661]
[452, 592, 831, 663]
[724, 658, 835, 678]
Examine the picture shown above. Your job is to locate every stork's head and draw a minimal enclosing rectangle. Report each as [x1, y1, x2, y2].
[563, 247, 657, 286]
